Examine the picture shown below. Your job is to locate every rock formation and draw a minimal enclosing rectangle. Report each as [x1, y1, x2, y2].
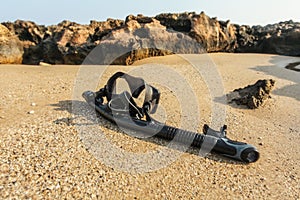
[0, 12, 299, 65]
[235, 20, 300, 56]
[0, 24, 24, 64]
[155, 12, 237, 52]
[2, 20, 46, 64]
[90, 14, 207, 65]
[227, 79, 276, 109]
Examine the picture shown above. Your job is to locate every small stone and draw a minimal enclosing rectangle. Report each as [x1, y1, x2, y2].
[31, 102, 36, 106]
[258, 137, 262, 140]
[260, 177, 266, 181]
[259, 142, 263, 146]
[28, 110, 35, 114]
[39, 61, 52, 66]
[289, 175, 296, 180]
[55, 183, 60, 189]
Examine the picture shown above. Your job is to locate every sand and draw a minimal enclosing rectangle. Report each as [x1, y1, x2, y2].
[0, 53, 299, 199]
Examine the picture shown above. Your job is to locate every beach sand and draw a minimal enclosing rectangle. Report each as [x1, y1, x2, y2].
[0, 53, 299, 199]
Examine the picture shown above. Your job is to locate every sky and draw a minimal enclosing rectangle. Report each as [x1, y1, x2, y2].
[1, 0, 299, 26]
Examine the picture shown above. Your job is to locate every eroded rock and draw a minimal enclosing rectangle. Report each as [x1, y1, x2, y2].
[0, 24, 23, 64]
[94, 17, 205, 65]
[1, 13, 299, 65]
[156, 12, 237, 52]
[235, 21, 300, 56]
[2, 20, 46, 45]
[227, 79, 276, 109]
[91, 18, 124, 41]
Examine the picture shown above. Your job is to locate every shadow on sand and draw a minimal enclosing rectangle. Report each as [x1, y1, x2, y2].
[250, 56, 300, 102]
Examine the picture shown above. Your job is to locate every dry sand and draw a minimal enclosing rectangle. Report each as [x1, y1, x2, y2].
[0, 53, 299, 199]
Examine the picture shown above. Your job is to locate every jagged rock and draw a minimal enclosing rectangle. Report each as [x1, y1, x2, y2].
[24, 20, 95, 64]
[156, 12, 237, 52]
[189, 12, 236, 52]
[41, 37, 64, 64]
[227, 79, 276, 109]
[91, 18, 124, 41]
[87, 12, 236, 65]
[2, 20, 46, 45]
[22, 44, 42, 64]
[261, 30, 300, 56]
[235, 21, 300, 56]
[50, 20, 92, 46]
[60, 43, 96, 64]
[38, 19, 122, 64]
[40, 20, 94, 64]
[155, 12, 194, 32]
[0, 13, 299, 65]
[2, 20, 46, 64]
[88, 18, 205, 65]
[0, 24, 23, 64]
[126, 14, 154, 24]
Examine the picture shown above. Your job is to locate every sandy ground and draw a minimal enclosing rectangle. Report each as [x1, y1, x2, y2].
[0, 53, 299, 199]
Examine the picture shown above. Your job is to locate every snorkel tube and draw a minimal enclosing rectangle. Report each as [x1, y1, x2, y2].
[82, 72, 259, 163]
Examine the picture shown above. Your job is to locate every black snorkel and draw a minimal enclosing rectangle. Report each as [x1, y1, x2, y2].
[82, 72, 259, 163]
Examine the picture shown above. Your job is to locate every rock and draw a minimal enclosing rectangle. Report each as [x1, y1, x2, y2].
[235, 21, 300, 56]
[1, 13, 300, 65]
[28, 110, 34, 114]
[2, 20, 47, 64]
[91, 18, 124, 41]
[40, 37, 64, 64]
[156, 12, 237, 52]
[22, 44, 43, 65]
[260, 177, 266, 181]
[42, 20, 95, 64]
[189, 12, 237, 52]
[227, 79, 276, 109]
[2, 20, 46, 45]
[126, 14, 154, 24]
[87, 17, 204, 65]
[155, 12, 194, 32]
[39, 61, 51, 66]
[1, 13, 239, 65]
[51, 20, 92, 46]
[0, 24, 24, 64]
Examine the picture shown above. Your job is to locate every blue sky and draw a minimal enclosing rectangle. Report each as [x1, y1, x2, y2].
[1, 0, 299, 26]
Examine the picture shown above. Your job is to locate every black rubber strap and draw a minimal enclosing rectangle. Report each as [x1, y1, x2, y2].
[105, 72, 146, 101]
[104, 72, 160, 116]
